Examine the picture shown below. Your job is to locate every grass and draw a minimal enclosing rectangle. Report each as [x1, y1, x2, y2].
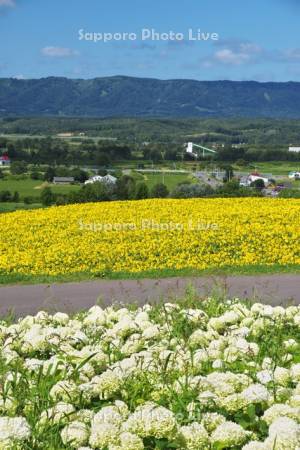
[0, 179, 81, 198]
[0, 264, 300, 286]
[0, 202, 42, 213]
[0, 179, 42, 197]
[138, 173, 194, 190]
[134, 161, 300, 177]
[0, 173, 191, 212]
[0, 178, 81, 212]
[245, 161, 300, 176]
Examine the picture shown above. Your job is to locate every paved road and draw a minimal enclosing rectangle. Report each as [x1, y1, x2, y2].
[0, 274, 299, 317]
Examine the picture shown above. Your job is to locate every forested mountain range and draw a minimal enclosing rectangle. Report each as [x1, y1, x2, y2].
[1, 76, 300, 118]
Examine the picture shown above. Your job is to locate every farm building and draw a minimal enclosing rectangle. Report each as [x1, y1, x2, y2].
[57, 133, 75, 138]
[53, 177, 75, 185]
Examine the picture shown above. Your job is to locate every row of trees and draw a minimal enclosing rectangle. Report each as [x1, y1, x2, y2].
[216, 145, 300, 162]
[0, 137, 132, 165]
[1, 135, 300, 167]
[41, 177, 170, 206]
[2, 163, 90, 183]
[0, 190, 19, 202]
[3, 177, 297, 207]
[2, 117, 300, 146]
[40, 176, 264, 207]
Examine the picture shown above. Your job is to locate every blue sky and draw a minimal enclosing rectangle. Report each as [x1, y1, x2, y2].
[0, 0, 300, 81]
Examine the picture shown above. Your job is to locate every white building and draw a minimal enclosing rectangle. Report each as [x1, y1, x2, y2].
[240, 173, 270, 187]
[289, 147, 300, 153]
[288, 171, 300, 180]
[186, 142, 194, 154]
[239, 176, 249, 187]
[85, 174, 117, 185]
[248, 174, 269, 185]
[104, 174, 118, 184]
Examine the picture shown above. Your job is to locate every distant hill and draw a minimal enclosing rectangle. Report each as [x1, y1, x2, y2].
[1, 76, 300, 118]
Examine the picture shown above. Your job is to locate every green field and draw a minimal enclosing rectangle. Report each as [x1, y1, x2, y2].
[240, 161, 300, 176]
[0, 173, 194, 213]
[0, 174, 192, 199]
[137, 172, 193, 190]
[0, 202, 42, 213]
[130, 161, 300, 178]
[0, 263, 300, 286]
[0, 161, 299, 214]
[0, 179, 81, 198]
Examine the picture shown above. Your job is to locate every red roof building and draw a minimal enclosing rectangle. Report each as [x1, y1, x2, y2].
[0, 155, 11, 166]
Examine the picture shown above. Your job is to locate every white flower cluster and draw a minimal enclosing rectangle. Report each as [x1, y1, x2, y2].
[0, 417, 31, 448]
[0, 300, 299, 449]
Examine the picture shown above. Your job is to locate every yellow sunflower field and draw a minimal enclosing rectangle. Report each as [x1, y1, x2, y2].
[0, 198, 299, 278]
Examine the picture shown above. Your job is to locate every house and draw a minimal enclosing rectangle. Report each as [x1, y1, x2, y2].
[0, 155, 11, 166]
[53, 177, 75, 185]
[248, 172, 269, 186]
[288, 171, 300, 180]
[103, 174, 117, 184]
[239, 176, 249, 187]
[85, 174, 117, 185]
[85, 175, 102, 185]
[239, 172, 270, 187]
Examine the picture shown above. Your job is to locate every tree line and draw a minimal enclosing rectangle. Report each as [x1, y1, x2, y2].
[1, 136, 300, 167]
[39, 176, 264, 207]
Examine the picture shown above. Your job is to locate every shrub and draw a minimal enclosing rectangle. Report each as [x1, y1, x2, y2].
[135, 182, 149, 200]
[171, 183, 214, 198]
[0, 190, 12, 202]
[30, 171, 43, 180]
[41, 187, 56, 206]
[151, 183, 169, 198]
[279, 189, 300, 198]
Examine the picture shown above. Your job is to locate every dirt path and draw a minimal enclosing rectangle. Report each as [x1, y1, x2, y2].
[0, 274, 299, 317]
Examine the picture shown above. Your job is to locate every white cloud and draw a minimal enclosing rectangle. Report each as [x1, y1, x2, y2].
[202, 40, 264, 67]
[280, 48, 300, 63]
[214, 49, 251, 65]
[211, 40, 300, 66]
[0, 0, 15, 7]
[41, 46, 79, 58]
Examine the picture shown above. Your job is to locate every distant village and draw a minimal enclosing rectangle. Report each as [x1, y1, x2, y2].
[0, 137, 299, 211]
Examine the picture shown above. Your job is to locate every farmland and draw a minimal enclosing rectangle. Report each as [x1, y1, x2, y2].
[0, 173, 195, 213]
[133, 172, 193, 190]
[0, 178, 81, 212]
[1, 115, 300, 213]
[0, 178, 81, 197]
[0, 198, 299, 284]
[0, 296, 300, 449]
[247, 162, 300, 176]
